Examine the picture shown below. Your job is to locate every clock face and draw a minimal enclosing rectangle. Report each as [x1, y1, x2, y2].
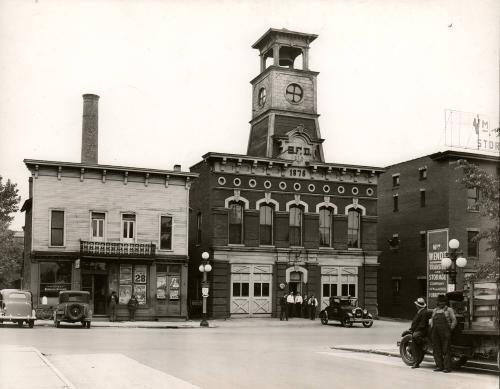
[285, 83, 303, 103]
[258, 87, 267, 107]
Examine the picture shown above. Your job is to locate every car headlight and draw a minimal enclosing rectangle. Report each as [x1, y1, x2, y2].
[352, 309, 356, 314]
[363, 309, 368, 315]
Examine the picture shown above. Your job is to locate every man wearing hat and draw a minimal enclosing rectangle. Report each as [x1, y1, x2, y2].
[402, 297, 430, 368]
[430, 294, 457, 372]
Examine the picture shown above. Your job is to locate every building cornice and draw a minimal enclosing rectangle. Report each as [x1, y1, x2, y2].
[24, 159, 199, 179]
[197, 152, 384, 174]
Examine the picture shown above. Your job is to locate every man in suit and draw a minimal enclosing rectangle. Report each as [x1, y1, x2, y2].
[403, 297, 430, 369]
[280, 293, 289, 321]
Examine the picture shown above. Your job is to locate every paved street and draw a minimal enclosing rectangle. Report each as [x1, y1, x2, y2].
[0, 319, 497, 389]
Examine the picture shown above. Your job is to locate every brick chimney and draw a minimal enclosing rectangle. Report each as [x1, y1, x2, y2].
[81, 94, 99, 164]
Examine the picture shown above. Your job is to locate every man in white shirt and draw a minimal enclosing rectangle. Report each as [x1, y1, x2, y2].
[286, 292, 295, 318]
[295, 293, 303, 318]
[309, 294, 318, 320]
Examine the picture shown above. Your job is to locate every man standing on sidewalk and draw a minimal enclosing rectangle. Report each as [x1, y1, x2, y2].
[287, 292, 295, 317]
[280, 293, 289, 321]
[308, 294, 318, 320]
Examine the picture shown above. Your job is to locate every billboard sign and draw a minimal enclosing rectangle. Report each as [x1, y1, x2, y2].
[427, 228, 449, 309]
[444, 110, 499, 154]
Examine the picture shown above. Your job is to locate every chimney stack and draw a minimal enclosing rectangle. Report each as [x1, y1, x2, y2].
[81, 94, 99, 164]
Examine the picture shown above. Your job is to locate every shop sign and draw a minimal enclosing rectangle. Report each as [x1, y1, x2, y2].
[427, 229, 449, 309]
[134, 265, 147, 284]
[134, 284, 147, 305]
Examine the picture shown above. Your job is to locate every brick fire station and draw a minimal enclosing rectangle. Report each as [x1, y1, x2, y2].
[188, 29, 384, 318]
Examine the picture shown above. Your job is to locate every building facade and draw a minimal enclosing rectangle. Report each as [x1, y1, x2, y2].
[188, 29, 383, 319]
[22, 94, 197, 320]
[377, 150, 499, 319]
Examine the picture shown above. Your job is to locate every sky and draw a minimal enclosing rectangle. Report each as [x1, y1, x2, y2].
[1, 0, 499, 231]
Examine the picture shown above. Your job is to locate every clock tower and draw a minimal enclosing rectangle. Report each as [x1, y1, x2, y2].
[247, 28, 325, 165]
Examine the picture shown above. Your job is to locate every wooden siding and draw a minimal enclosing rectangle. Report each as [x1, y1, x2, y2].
[31, 173, 189, 255]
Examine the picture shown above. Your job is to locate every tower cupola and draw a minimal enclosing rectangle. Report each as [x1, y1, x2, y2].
[247, 29, 324, 164]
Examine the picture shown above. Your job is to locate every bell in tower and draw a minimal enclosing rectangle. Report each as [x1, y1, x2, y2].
[247, 28, 325, 164]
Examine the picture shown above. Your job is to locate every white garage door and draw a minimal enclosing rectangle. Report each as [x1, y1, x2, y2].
[231, 264, 272, 317]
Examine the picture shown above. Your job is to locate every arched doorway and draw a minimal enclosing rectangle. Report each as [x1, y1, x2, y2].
[288, 271, 303, 295]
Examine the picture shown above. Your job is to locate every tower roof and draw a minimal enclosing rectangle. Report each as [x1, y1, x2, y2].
[252, 28, 318, 52]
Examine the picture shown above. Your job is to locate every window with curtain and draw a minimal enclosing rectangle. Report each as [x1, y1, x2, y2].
[319, 208, 333, 247]
[289, 206, 303, 246]
[347, 209, 361, 248]
[259, 205, 273, 245]
[229, 202, 243, 244]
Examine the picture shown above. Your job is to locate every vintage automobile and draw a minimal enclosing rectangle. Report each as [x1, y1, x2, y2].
[0, 289, 36, 328]
[54, 290, 92, 328]
[319, 296, 374, 327]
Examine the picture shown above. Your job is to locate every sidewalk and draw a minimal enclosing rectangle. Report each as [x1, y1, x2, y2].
[0, 345, 75, 389]
[34, 317, 409, 329]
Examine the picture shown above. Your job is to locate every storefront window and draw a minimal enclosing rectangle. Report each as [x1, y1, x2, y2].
[119, 264, 147, 305]
[39, 262, 72, 298]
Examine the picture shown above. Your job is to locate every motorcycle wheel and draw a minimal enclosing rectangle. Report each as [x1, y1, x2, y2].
[399, 334, 424, 366]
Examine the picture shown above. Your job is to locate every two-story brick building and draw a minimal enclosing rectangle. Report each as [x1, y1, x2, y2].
[22, 94, 197, 320]
[377, 150, 499, 319]
[188, 29, 383, 319]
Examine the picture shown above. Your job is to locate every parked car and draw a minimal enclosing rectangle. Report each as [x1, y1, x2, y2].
[54, 291, 92, 328]
[0, 289, 36, 328]
[319, 296, 373, 327]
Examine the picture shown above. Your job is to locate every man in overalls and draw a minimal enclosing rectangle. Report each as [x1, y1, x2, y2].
[430, 294, 457, 372]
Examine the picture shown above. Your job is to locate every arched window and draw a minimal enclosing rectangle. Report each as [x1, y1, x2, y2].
[347, 209, 361, 248]
[319, 208, 333, 247]
[229, 202, 243, 244]
[259, 205, 273, 245]
[289, 206, 303, 246]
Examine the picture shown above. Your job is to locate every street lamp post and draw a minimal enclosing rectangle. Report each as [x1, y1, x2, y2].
[441, 238, 467, 292]
[199, 251, 212, 327]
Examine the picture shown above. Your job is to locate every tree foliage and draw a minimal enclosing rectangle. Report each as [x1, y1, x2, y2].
[456, 160, 499, 281]
[0, 175, 20, 226]
[0, 175, 22, 288]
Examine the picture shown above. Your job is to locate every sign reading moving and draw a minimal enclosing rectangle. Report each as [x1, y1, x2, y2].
[427, 229, 449, 309]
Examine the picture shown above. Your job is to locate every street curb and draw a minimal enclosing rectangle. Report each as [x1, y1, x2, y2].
[331, 346, 400, 358]
[331, 347, 499, 372]
[31, 347, 77, 389]
[33, 320, 217, 329]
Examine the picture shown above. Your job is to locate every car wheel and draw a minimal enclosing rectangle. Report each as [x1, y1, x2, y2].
[362, 320, 373, 328]
[17, 321, 24, 327]
[28, 320, 34, 328]
[341, 316, 353, 328]
[320, 313, 328, 325]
